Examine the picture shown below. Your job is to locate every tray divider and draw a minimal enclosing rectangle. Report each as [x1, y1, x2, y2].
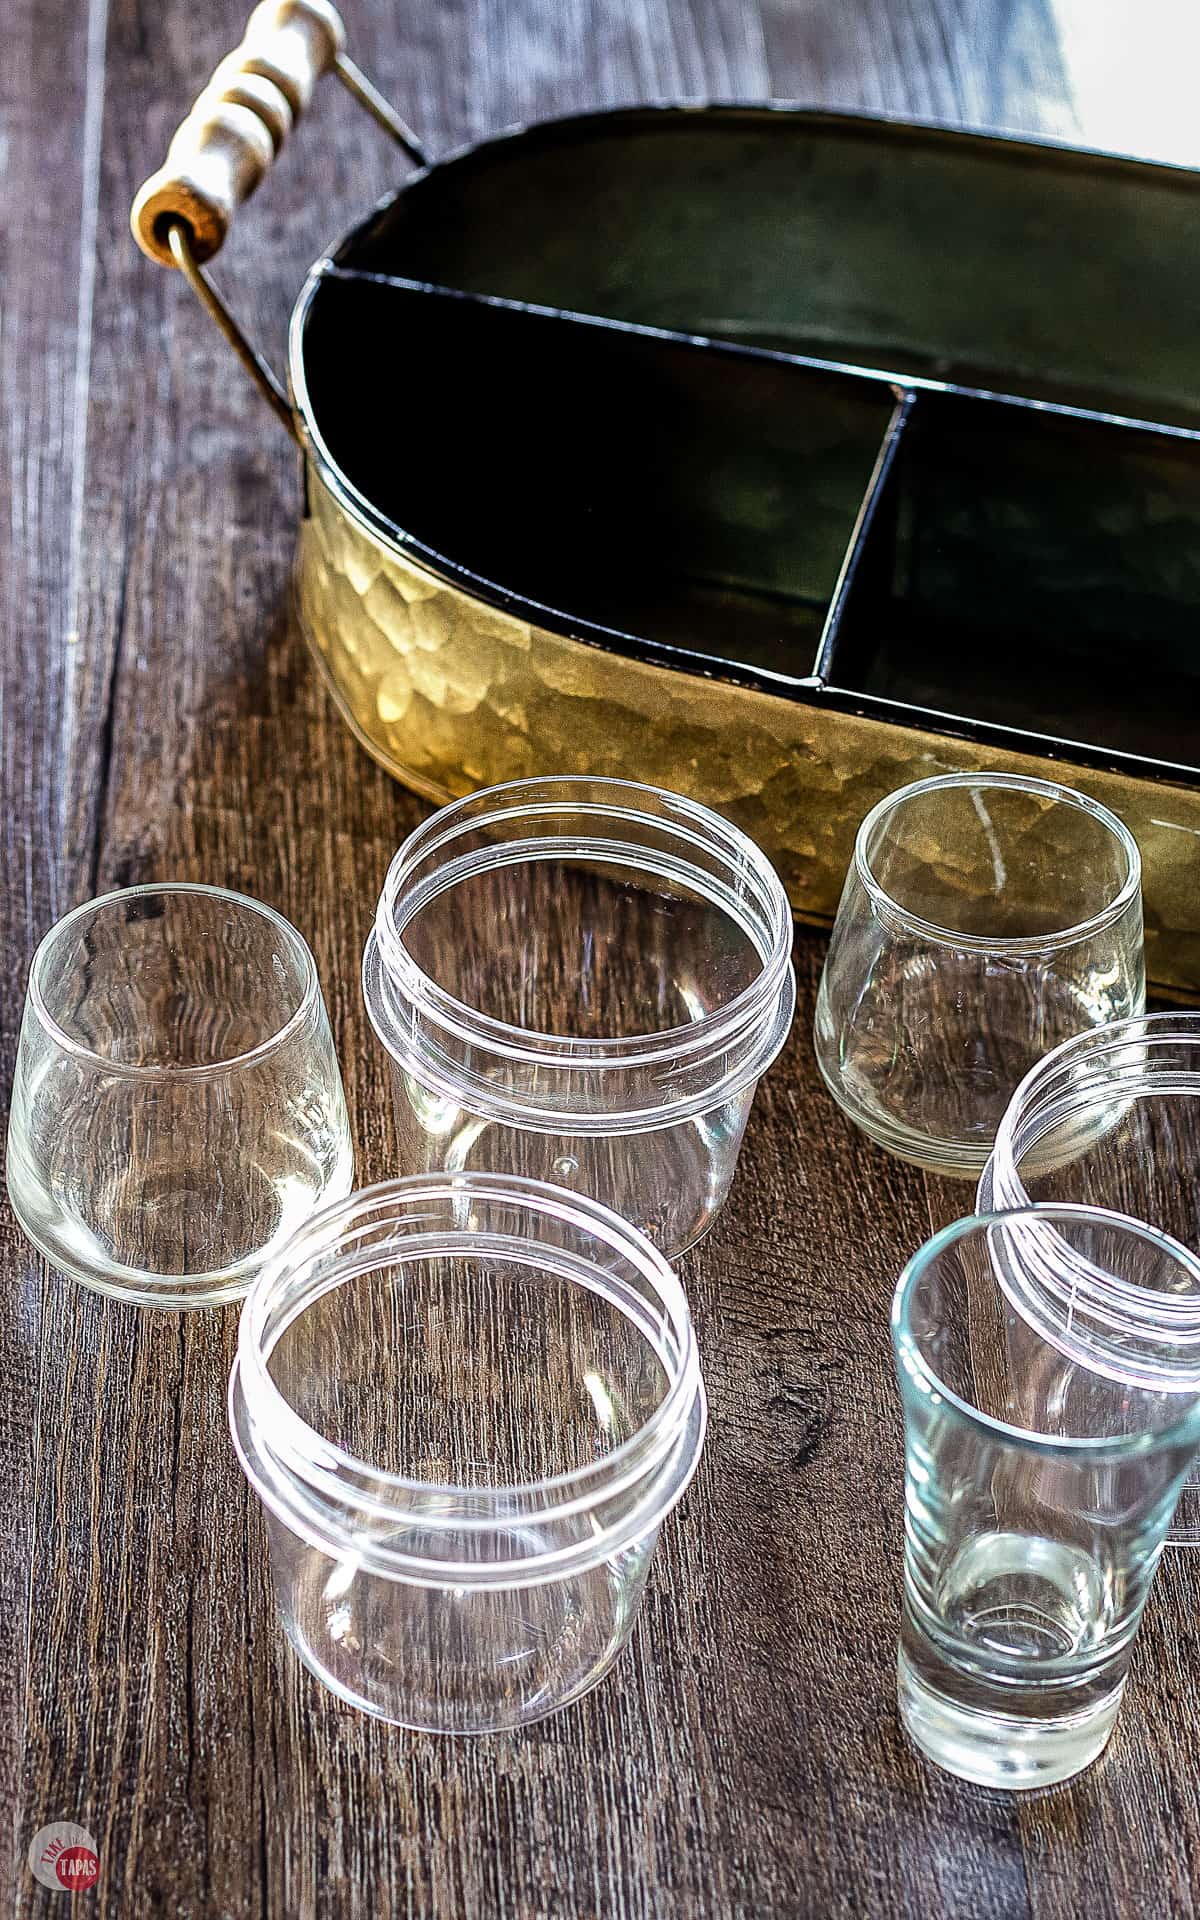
[812, 389, 916, 683]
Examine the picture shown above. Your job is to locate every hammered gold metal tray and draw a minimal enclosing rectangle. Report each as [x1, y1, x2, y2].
[132, 0, 1200, 995]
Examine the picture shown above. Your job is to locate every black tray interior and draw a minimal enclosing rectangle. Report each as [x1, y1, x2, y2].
[298, 110, 1200, 782]
[339, 111, 1200, 431]
[822, 395, 1200, 767]
[304, 274, 898, 680]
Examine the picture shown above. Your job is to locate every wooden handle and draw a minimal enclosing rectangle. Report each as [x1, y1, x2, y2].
[131, 0, 346, 267]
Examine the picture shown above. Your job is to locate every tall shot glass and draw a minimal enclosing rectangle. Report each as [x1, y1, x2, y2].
[892, 1206, 1200, 1789]
[6, 885, 354, 1307]
[814, 771, 1144, 1176]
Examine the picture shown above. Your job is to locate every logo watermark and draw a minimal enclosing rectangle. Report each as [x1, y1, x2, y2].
[28, 1824, 99, 1894]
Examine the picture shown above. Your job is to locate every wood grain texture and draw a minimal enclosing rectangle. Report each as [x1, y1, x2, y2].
[4, 1, 1200, 1914]
[0, 0, 96, 1906]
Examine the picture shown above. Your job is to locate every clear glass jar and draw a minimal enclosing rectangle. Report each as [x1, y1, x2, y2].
[362, 777, 795, 1256]
[229, 1173, 707, 1732]
[979, 1012, 1200, 1541]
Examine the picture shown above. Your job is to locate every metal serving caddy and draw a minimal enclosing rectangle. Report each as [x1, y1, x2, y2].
[133, 2, 1200, 996]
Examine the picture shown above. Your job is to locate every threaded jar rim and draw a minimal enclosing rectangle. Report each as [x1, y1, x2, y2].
[980, 1014, 1200, 1389]
[230, 1173, 707, 1586]
[364, 776, 795, 1129]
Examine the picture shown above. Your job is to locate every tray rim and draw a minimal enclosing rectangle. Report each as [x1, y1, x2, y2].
[290, 104, 1200, 795]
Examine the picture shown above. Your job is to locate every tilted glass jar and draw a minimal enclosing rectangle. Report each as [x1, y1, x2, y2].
[6, 883, 352, 1306]
[815, 771, 1144, 1177]
[979, 1012, 1200, 1542]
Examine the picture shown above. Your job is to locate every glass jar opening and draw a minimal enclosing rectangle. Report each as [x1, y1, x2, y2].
[231, 1175, 707, 1582]
[856, 773, 1140, 951]
[29, 884, 318, 1076]
[263, 1246, 675, 1487]
[372, 777, 794, 1061]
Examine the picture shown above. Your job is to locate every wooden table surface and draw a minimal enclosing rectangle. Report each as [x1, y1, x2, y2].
[5, 1, 1199, 1914]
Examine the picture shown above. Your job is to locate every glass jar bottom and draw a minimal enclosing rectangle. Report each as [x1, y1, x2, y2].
[8, 1143, 354, 1309]
[270, 1520, 653, 1732]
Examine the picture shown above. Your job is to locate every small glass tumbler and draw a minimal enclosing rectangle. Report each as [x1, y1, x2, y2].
[814, 771, 1144, 1176]
[229, 1173, 707, 1732]
[980, 1012, 1200, 1542]
[6, 885, 354, 1307]
[363, 777, 795, 1257]
[893, 1205, 1200, 1789]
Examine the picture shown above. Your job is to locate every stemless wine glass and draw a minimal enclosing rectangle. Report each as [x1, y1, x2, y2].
[814, 771, 1144, 1176]
[6, 884, 354, 1307]
[893, 1206, 1200, 1790]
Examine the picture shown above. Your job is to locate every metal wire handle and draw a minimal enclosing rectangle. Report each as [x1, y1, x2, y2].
[131, 0, 426, 433]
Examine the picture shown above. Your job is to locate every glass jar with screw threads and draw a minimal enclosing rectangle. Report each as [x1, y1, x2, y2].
[363, 777, 795, 1257]
[229, 1173, 707, 1732]
[979, 1012, 1200, 1541]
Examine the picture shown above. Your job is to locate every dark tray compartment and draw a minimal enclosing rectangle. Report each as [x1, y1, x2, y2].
[302, 273, 901, 683]
[820, 394, 1200, 773]
[301, 266, 1200, 788]
[337, 108, 1200, 431]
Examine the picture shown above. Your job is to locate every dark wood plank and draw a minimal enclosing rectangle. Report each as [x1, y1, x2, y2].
[0, 0, 94, 1905]
[7, 1, 1200, 1916]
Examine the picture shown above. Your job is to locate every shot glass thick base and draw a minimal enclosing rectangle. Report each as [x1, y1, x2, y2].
[897, 1642, 1123, 1790]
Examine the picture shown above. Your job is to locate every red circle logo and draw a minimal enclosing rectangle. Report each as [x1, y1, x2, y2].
[55, 1846, 99, 1891]
[28, 1824, 100, 1893]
